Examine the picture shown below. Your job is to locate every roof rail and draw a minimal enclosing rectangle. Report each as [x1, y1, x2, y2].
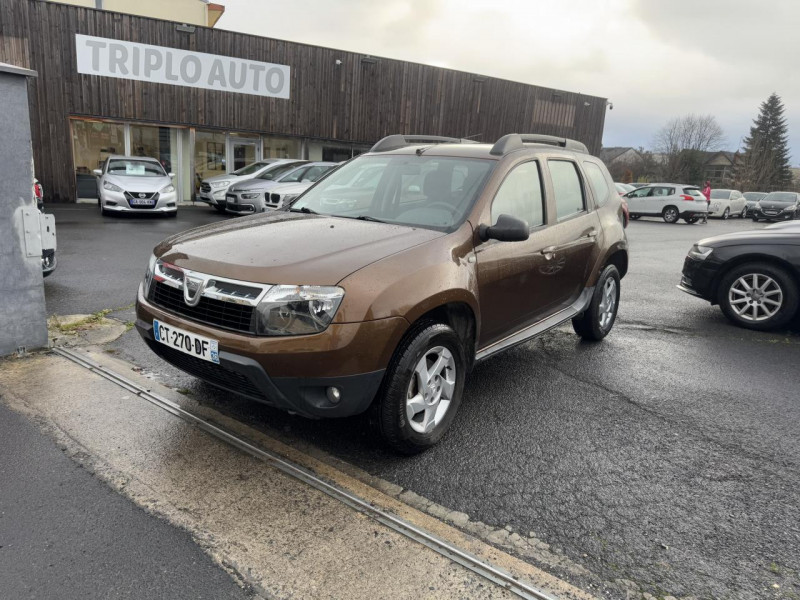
[490, 134, 588, 156]
[369, 134, 479, 153]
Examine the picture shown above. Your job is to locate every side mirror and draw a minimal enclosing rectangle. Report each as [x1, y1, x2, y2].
[168, 172, 175, 178]
[478, 214, 530, 242]
[92, 169, 102, 176]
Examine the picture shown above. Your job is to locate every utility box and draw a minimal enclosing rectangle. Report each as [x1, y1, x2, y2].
[0, 62, 46, 356]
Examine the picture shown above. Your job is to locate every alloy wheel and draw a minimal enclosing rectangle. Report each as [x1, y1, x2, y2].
[598, 277, 618, 330]
[728, 273, 783, 322]
[664, 207, 678, 223]
[406, 346, 456, 434]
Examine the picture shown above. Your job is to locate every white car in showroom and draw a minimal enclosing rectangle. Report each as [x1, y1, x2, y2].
[94, 156, 177, 217]
[225, 161, 338, 215]
[708, 189, 747, 219]
[197, 158, 306, 212]
[624, 183, 708, 223]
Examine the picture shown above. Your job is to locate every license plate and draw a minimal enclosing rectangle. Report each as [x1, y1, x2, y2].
[226, 194, 237, 203]
[129, 198, 154, 206]
[153, 319, 219, 364]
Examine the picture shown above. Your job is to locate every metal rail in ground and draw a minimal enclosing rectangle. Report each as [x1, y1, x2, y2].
[53, 346, 560, 600]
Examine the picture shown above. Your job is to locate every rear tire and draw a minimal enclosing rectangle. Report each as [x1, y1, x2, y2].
[684, 217, 699, 224]
[718, 262, 798, 331]
[372, 321, 466, 454]
[572, 264, 621, 341]
[662, 206, 679, 223]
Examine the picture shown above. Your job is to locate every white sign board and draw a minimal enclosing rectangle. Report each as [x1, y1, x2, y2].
[75, 34, 290, 99]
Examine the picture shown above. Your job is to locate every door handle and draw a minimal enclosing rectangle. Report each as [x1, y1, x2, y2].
[585, 228, 598, 240]
[541, 245, 557, 260]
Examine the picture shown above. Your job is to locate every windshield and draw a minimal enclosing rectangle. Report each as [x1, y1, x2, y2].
[233, 161, 271, 176]
[710, 189, 731, 199]
[763, 192, 797, 203]
[280, 164, 336, 183]
[292, 155, 494, 231]
[107, 159, 165, 177]
[258, 162, 303, 181]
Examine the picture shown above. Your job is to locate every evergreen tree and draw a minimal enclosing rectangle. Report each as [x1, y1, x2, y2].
[736, 93, 792, 191]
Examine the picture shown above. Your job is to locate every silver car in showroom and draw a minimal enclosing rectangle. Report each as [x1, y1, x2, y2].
[225, 161, 338, 215]
[94, 156, 177, 217]
[197, 158, 307, 212]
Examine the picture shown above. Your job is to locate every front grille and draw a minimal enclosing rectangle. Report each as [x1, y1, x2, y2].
[150, 280, 255, 334]
[124, 191, 159, 209]
[200, 182, 211, 193]
[270, 193, 281, 203]
[146, 340, 266, 400]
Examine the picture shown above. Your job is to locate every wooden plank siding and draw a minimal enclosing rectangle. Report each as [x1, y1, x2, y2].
[0, 0, 607, 202]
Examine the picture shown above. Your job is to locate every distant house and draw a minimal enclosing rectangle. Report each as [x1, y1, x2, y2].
[702, 151, 739, 187]
[599, 147, 642, 165]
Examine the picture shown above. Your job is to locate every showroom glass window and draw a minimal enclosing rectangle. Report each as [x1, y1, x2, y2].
[129, 124, 178, 175]
[71, 119, 125, 198]
[262, 136, 301, 159]
[194, 130, 227, 191]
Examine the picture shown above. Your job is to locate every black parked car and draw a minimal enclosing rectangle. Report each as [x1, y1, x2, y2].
[750, 191, 800, 222]
[678, 228, 800, 330]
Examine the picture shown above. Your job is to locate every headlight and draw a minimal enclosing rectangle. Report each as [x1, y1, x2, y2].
[688, 244, 713, 260]
[103, 180, 123, 192]
[255, 285, 344, 336]
[160, 184, 175, 194]
[210, 180, 231, 189]
[241, 192, 261, 199]
[784, 206, 795, 212]
[143, 253, 157, 296]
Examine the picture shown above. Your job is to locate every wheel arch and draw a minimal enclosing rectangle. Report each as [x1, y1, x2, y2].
[404, 299, 479, 371]
[711, 253, 800, 302]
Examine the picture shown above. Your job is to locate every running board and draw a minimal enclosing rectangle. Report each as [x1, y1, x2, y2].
[475, 287, 594, 362]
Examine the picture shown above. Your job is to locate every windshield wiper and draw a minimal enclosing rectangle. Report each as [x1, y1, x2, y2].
[289, 206, 318, 214]
[354, 215, 386, 223]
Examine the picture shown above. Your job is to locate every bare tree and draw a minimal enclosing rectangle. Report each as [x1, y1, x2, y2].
[653, 114, 726, 182]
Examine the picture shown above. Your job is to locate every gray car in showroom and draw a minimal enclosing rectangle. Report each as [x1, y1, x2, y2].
[94, 156, 178, 217]
[225, 161, 338, 215]
[197, 158, 307, 212]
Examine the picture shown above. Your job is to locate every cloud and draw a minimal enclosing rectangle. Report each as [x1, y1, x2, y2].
[216, 0, 799, 163]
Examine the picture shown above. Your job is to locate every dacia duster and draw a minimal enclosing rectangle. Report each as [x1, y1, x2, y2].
[136, 134, 629, 453]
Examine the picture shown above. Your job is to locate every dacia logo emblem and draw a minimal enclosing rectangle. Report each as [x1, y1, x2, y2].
[138, 193, 147, 198]
[183, 276, 205, 307]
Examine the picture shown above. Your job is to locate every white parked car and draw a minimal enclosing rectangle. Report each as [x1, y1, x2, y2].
[708, 189, 746, 219]
[624, 183, 708, 223]
[94, 156, 177, 217]
[225, 161, 338, 215]
[197, 159, 307, 212]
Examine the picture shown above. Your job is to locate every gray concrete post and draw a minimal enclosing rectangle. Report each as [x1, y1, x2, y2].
[0, 63, 45, 356]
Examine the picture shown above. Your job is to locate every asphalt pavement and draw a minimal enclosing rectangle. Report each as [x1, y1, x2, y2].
[43, 204, 800, 599]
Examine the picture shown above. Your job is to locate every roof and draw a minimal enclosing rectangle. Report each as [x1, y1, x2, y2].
[108, 155, 162, 162]
[599, 147, 640, 163]
[365, 142, 596, 160]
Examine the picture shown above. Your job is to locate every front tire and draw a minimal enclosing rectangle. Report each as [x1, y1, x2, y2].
[373, 321, 466, 454]
[718, 262, 798, 331]
[662, 206, 679, 223]
[572, 264, 621, 341]
[684, 217, 699, 224]
[721, 208, 730, 220]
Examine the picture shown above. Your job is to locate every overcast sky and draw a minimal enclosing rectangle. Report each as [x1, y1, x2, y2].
[216, 0, 799, 163]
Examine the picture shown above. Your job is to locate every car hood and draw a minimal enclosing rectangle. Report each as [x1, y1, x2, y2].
[155, 212, 445, 285]
[267, 181, 313, 196]
[105, 174, 171, 192]
[759, 200, 796, 209]
[203, 173, 248, 184]
[229, 178, 285, 192]
[698, 228, 800, 248]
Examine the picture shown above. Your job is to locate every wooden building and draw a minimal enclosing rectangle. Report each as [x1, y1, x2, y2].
[0, 0, 609, 202]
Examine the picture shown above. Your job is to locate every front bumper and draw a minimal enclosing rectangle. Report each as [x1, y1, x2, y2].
[225, 191, 262, 215]
[198, 189, 228, 207]
[135, 286, 408, 418]
[677, 255, 718, 302]
[100, 189, 177, 213]
[750, 208, 795, 221]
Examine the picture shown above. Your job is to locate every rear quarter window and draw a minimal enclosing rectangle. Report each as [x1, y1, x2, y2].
[582, 162, 611, 207]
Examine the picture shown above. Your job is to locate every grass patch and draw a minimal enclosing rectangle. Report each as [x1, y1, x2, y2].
[176, 388, 192, 396]
[50, 309, 112, 334]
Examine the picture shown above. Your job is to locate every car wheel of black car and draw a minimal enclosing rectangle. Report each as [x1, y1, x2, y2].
[373, 320, 466, 455]
[752, 216, 760, 222]
[684, 217, 699, 224]
[214, 205, 226, 213]
[662, 206, 679, 223]
[718, 262, 799, 331]
[572, 264, 621, 341]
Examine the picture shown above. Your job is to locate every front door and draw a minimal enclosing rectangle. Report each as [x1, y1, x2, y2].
[230, 138, 260, 172]
[475, 160, 564, 347]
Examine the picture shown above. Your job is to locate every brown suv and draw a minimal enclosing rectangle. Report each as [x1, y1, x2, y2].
[136, 134, 628, 453]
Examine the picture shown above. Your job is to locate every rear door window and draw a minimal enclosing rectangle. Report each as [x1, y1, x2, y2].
[651, 187, 674, 197]
[582, 161, 610, 207]
[548, 160, 586, 220]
